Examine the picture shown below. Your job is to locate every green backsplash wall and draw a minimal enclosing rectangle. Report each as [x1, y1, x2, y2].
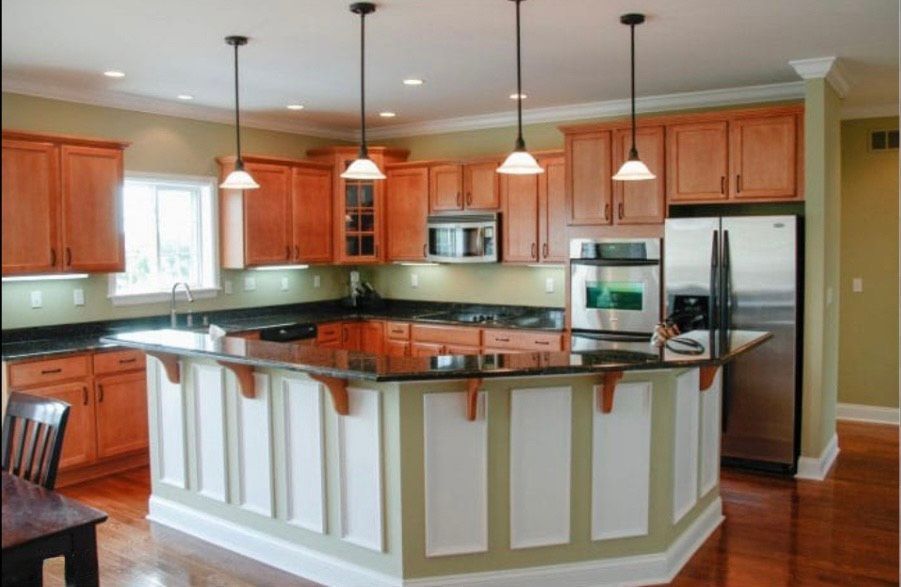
[838, 117, 899, 409]
[1, 92, 350, 329]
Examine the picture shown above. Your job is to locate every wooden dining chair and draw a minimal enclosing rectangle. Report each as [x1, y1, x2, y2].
[2, 392, 70, 490]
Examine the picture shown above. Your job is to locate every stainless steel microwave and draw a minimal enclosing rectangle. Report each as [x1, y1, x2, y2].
[427, 214, 498, 263]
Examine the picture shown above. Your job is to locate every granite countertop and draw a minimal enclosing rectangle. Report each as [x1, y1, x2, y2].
[1, 300, 564, 362]
[101, 328, 771, 382]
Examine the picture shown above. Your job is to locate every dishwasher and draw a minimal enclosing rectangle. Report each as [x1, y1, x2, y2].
[257, 323, 318, 345]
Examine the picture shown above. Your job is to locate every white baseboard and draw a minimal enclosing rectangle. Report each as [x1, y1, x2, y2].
[837, 403, 900, 425]
[795, 433, 840, 481]
[149, 494, 723, 587]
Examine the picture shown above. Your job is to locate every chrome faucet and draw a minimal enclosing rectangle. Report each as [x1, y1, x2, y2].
[170, 282, 195, 328]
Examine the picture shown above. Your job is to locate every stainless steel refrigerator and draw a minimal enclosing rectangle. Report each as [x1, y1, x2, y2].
[664, 215, 802, 474]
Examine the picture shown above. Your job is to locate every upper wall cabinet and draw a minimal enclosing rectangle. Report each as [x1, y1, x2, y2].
[613, 126, 666, 224]
[729, 114, 800, 200]
[386, 164, 430, 262]
[566, 130, 613, 225]
[428, 161, 501, 213]
[666, 121, 729, 203]
[429, 164, 463, 212]
[501, 151, 566, 264]
[218, 155, 333, 268]
[2, 130, 128, 276]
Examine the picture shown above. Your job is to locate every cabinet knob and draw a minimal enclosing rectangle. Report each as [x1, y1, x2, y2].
[542, 243, 549, 259]
[531, 243, 538, 259]
[618, 203, 624, 220]
[50, 248, 57, 267]
[604, 204, 611, 220]
[65, 247, 72, 267]
[82, 386, 89, 406]
[720, 176, 726, 194]
[97, 384, 104, 403]
[736, 174, 742, 193]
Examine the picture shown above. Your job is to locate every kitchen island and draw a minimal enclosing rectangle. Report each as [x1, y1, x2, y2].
[104, 328, 769, 587]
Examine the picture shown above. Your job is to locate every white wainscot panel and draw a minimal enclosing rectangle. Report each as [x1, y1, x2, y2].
[699, 368, 723, 498]
[236, 373, 274, 517]
[510, 387, 572, 549]
[673, 369, 700, 524]
[591, 381, 652, 541]
[193, 364, 228, 502]
[151, 357, 186, 489]
[283, 378, 326, 533]
[338, 387, 384, 552]
[423, 391, 488, 557]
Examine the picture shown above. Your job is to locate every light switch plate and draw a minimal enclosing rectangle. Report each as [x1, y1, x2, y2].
[545, 277, 555, 293]
[73, 288, 85, 306]
[244, 276, 256, 291]
[852, 277, 863, 293]
[280, 276, 289, 291]
[411, 273, 419, 288]
[224, 280, 233, 295]
[313, 274, 321, 288]
[30, 291, 42, 309]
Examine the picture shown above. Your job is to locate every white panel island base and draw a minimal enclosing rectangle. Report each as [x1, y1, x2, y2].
[145, 358, 724, 587]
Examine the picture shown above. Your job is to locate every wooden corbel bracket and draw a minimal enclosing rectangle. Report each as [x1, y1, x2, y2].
[598, 371, 624, 414]
[145, 351, 181, 384]
[217, 361, 257, 398]
[309, 374, 349, 416]
[699, 366, 720, 392]
[466, 378, 483, 421]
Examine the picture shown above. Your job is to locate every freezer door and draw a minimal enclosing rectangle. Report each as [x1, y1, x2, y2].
[663, 217, 720, 320]
[720, 215, 799, 468]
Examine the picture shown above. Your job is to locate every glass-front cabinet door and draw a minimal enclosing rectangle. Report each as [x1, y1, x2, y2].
[344, 180, 377, 259]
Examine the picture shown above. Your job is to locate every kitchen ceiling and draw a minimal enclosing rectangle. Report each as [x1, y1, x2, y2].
[2, 0, 897, 139]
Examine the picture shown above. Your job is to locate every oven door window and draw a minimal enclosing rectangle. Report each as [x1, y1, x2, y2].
[585, 281, 644, 311]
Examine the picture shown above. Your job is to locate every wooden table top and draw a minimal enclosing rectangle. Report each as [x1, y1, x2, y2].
[2, 472, 107, 551]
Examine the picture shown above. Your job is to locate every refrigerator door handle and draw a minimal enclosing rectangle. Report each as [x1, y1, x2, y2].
[720, 229, 733, 352]
[708, 231, 719, 353]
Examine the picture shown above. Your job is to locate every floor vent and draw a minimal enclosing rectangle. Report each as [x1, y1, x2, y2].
[869, 129, 899, 151]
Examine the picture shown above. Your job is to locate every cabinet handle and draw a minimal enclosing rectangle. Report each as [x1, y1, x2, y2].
[118, 358, 137, 364]
[97, 384, 104, 403]
[720, 176, 726, 194]
[82, 386, 89, 406]
[294, 245, 300, 259]
[604, 204, 610, 220]
[736, 174, 742, 193]
[423, 243, 428, 258]
[40, 368, 62, 375]
[531, 243, 537, 259]
[65, 247, 72, 267]
[456, 191, 462, 207]
[495, 337, 510, 343]
[542, 243, 549, 259]
[618, 203, 624, 220]
[466, 192, 472, 206]
[50, 248, 57, 267]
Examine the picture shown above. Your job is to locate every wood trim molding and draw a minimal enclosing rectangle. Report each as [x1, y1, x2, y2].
[1, 129, 130, 149]
[145, 352, 181, 384]
[217, 361, 257, 399]
[216, 154, 333, 169]
[598, 371, 624, 414]
[466, 378, 483, 421]
[309, 374, 349, 416]
[698, 367, 719, 392]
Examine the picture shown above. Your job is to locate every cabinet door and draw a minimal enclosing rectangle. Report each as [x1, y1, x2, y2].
[243, 163, 292, 266]
[412, 342, 443, 357]
[342, 322, 362, 351]
[538, 155, 567, 263]
[361, 321, 385, 354]
[444, 344, 480, 356]
[730, 115, 799, 200]
[292, 166, 332, 263]
[28, 381, 96, 470]
[429, 164, 463, 212]
[60, 145, 125, 272]
[386, 166, 429, 261]
[613, 126, 666, 224]
[666, 121, 729, 203]
[567, 131, 613, 225]
[501, 174, 540, 263]
[2, 140, 60, 274]
[385, 339, 410, 357]
[463, 162, 500, 210]
[95, 371, 148, 459]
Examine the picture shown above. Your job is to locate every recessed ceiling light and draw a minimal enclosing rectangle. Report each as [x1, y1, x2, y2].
[379, 111, 396, 118]
[509, 93, 527, 100]
[177, 94, 194, 101]
[286, 104, 305, 110]
[403, 78, 424, 86]
[103, 70, 126, 78]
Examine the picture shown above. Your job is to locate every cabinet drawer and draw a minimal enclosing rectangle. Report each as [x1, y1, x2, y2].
[411, 324, 481, 346]
[93, 349, 146, 375]
[482, 329, 563, 351]
[316, 322, 342, 343]
[385, 321, 411, 340]
[8, 354, 91, 388]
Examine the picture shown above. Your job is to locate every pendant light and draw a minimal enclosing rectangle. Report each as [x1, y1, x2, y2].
[612, 14, 655, 182]
[342, 2, 386, 181]
[220, 35, 260, 190]
[497, 0, 543, 175]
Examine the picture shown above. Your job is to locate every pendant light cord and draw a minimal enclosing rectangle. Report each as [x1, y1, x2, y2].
[233, 41, 243, 167]
[359, 9, 368, 158]
[629, 21, 637, 157]
[514, 0, 525, 151]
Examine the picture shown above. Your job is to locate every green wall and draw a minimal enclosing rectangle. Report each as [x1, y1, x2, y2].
[1, 92, 351, 329]
[838, 117, 899, 409]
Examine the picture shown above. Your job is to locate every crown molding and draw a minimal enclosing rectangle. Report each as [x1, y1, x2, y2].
[1, 77, 357, 141]
[366, 81, 805, 139]
[841, 103, 899, 120]
[788, 57, 852, 99]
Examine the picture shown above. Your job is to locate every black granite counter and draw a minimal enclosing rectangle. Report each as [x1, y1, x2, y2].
[101, 328, 771, 382]
[1, 300, 564, 362]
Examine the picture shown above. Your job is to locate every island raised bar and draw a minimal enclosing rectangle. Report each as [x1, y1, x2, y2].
[104, 329, 770, 587]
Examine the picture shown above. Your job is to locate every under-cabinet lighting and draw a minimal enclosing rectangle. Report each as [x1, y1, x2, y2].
[103, 70, 126, 78]
[252, 265, 310, 271]
[403, 78, 424, 86]
[2, 274, 90, 282]
[177, 94, 194, 101]
[286, 104, 305, 110]
[396, 262, 440, 267]
[379, 111, 396, 118]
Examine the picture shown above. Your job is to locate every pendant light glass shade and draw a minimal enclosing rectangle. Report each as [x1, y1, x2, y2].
[221, 35, 258, 190]
[498, 0, 543, 176]
[345, 3, 385, 181]
[613, 14, 654, 183]
[221, 166, 261, 189]
[341, 156, 386, 180]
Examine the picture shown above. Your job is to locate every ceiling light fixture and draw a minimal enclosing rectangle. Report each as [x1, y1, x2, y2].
[103, 70, 125, 78]
[342, 2, 386, 181]
[220, 35, 259, 190]
[403, 78, 424, 86]
[177, 94, 194, 101]
[497, 0, 543, 175]
[612, 13, 655, 182]
[286, 104, 305, 110]
[379, 111, 396, 118]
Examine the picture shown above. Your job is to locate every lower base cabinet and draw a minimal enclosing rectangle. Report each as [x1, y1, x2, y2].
[29, 380, 97, 470]
[95, 370, 149, 459]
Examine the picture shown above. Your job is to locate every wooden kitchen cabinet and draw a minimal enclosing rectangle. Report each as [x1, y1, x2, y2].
[463, 161, 501, 210]
[666, 120, 729, 203]
[386, 165, 430, 261]
[412, 342, 444, 357]
[386, 339, 411, 357]
[729, 114, 800, 200]
[361, 321, 385, 354]
[95, 370, 149, 459]
[292, 165, 333, 262]
[242, 162, 293, 266]
[342, 322, 363, 351]
[613, 126, 666, 224]
[502, 151, 566, 264]
[566, 130, 613, 225]
[538, 154, 567, 262]
[29, 380, 96, 470]
[429, 164, 463, 212]
[2, 131, 128, 275]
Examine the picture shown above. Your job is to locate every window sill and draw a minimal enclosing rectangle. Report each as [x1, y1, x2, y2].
[108, 287, 220, 307]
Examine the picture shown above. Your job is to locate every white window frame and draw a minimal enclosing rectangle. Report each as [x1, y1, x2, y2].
[108, 172, 221, 306]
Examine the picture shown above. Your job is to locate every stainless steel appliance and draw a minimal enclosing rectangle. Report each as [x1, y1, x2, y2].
[664, 215, 802, 474]
[427, 214, 498, 263]
[570, 238, 662, 335]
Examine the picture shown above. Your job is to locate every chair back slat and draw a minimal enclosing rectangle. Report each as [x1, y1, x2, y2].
[1, 392, 71, 489]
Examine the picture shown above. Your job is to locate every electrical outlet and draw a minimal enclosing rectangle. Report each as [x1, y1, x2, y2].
[30, 291, 42, 309]
[280, 276, 289, 291]
[73, 288, 85, 306]
[313, 274, 321, 288]
[545, 277, 555, 293]
[244, 276, 256, 291]
[852, 277, 863, 293]
[224, 280, 233, 295]
[411, 273, 419, 288]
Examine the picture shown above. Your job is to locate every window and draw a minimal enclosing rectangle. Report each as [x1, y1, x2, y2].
[109, 173, 219, 304]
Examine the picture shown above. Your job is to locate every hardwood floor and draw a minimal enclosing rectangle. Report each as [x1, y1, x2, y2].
[42, 421, 897, 586]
